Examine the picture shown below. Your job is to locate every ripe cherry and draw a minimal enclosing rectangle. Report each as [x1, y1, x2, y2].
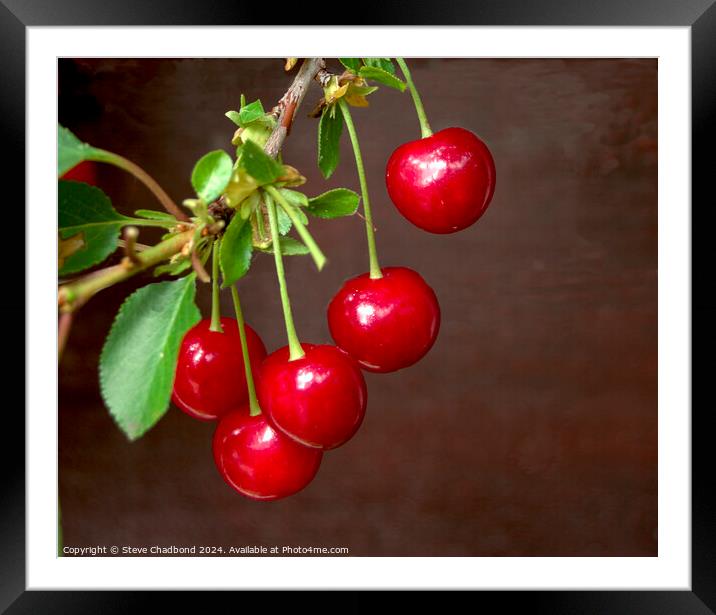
[257, 344, 367, 450]
[385, 127, 496, 234]
[62, 161, 98, 185]
[213, 407, 322, 501]
[172, 317, 267, 421]
[328, 267, 440, 373]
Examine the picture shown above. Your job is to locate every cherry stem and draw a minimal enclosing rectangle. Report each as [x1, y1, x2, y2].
[338, 100, 383, 280]
[90, 149, 190, 221]
[396, 58, 433, 139]
[265, 192, 305, 361]
[230, 285, 261, 417]
[58, 229, 194, 312]
[265, 185, 326, 271]
[209, 238, 223, 333]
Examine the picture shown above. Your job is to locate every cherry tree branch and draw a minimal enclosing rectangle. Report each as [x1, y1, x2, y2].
[58, 59, 327, 313]
[58, 230, 194, 312]
[265, 58, 325, 158]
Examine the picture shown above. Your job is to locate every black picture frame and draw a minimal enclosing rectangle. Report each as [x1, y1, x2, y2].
[6, 0, 710, 610]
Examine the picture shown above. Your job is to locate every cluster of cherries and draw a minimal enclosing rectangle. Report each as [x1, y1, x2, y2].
[173, 123, 496, 501]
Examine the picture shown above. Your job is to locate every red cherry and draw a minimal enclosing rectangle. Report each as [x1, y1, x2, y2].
[172, 317, 267, 421]
[385, 127, 496, 234]
[213, 407, 322, 501]
[257, 344, 367, 450]
[327, 267, 440, 373]
[62, 161, 98, 185]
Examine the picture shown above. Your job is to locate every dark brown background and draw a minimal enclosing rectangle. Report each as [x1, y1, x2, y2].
[58, 58, 657, 556]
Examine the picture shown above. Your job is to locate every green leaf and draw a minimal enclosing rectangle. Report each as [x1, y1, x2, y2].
[134, 209, 177, 222]
[238, 99, 266, 126]
[239, 190, 260, 219]
[318, 109, 343, 179]
[274, 189, 309, 233]
[339, 58, 362, 72]
[278, 236, 310, 255]
[279, 189, 309, 224]
[276, 205, 292, 235]
[58, 125, 103, 177]
[239, 140, 284, 185]
[362, 58, 396, 74]
[238, 121, 275, 149]
[347, 84, 379, 97]
[191, 150, 233, 202]
[257, 236, 309, 256]
[225, 110, 242, 127]
[58, 180, 131, 275]
[307, 188, 360, 219]
[278, 188, 309, 208]
[99, 275, 201, 441]
[219, 214, 254, 287]
[358, 65, 406, 91]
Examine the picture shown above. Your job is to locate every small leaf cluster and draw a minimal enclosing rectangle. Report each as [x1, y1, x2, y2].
[58, 80, 363, 440]
[340, 58, 406, 92]
[188, 97, 361, 288]
[226, 95, 277, 153]
[318, 58, 406, 179]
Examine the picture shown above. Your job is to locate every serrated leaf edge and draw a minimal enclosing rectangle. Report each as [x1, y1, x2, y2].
[306, 188, 360, 219]
[318, 110, 343, 179]
[98, 275, 199, 441]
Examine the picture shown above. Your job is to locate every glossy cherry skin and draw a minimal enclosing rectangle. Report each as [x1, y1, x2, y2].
[62, 161, 98, 185]
[386, 127, 496, 234]
[172, 317, 267, 421]
[327, 267, 440, 373]
[213, 407, 322, 501]
[257, 344, 367, 450]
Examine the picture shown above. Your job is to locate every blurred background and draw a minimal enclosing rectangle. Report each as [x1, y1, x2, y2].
[58, 58, 657, 556]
